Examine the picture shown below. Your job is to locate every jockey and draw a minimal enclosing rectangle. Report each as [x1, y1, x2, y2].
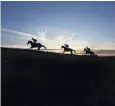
[64, 44, 69, 48]
[86, 47, 90, 51]
[32, 38, 37, 43]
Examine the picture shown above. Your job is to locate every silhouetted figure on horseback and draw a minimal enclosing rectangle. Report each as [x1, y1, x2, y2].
[61, 44, 76, 54]
[27, 39, 47, 50]
[84, 47, 95, 56]
[64, 44, 69, 48]
[86, 46, 90, 52]
[32, 38, 37, 43]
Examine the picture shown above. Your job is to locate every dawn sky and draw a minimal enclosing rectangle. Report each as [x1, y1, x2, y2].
[1, 1, 115, 54]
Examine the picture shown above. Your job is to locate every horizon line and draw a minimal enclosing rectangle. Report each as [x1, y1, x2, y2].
[1, 46, 115, 56]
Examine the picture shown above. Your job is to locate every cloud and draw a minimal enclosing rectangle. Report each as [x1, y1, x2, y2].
[1, 27, 115, 56]
[2, 28, 44, 40]
[1, 28, 58, 46]
[1, 28, 87, 49]
[89, 40, 115, 50]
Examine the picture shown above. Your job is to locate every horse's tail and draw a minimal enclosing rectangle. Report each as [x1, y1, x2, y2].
[93, 52, 95, 55]
[90, 51, 96, 56]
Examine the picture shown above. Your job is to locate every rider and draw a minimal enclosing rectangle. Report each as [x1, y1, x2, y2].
[86, 46, 90, 52]
[32, 38, 37, 43]
[64, 44, 69, 48]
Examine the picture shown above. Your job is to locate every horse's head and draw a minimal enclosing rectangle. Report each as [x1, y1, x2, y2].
[61, 45, 64, 49]
[27, 41, 29, 45]
[27, 40, 32, 45]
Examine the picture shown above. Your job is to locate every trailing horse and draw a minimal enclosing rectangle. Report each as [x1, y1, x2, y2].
[27, 40, 47, 50]
[84, 48, 96, 56]
[61, 45, 76, 54]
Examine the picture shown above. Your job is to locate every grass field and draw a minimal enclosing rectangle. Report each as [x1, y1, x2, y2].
[1, 47, 115, 106]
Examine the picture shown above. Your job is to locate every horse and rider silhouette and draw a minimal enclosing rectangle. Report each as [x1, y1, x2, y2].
[27, 38, 47, 50]
[84, 47, 96, 56]
[61, 44, 76, 54]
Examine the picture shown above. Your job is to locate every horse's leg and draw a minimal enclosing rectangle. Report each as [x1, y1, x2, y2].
[93, 53, 95, 56]
[71, 50, 73, 54]
[84, 51, 87, 55]
[90, 52, 93, 56]
[88, 51, 91, 56]
[84, 49, 86, 55]
[43, 46, 46, 49]
[92, 52, 95, 56]
[74, 50, 76, 53]
[43, 46, 45, 49]
[84, 52, 86, 55]
[91, 53, 94, 56]
[37, 47, 40, 51]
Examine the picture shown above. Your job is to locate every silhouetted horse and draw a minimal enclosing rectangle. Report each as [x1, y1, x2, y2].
[61, 45, 76, 54]
[84, 48, 95, 56]
[27, 40, 47, 50]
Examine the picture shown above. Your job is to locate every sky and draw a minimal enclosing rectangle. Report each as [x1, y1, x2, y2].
[1, 1, 115, 55]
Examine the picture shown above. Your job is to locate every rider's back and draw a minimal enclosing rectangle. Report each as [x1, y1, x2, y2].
[32, 38, 37, 43]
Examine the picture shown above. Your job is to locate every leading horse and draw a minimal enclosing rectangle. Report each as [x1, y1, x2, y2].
[61, 45, 76, 54]
[27, 40, 47, 50]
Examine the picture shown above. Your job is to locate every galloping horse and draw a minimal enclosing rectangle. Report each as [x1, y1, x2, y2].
[84, 48, 95, 56]
[61, 45, 76, 54]
[27, 40, 47, 50]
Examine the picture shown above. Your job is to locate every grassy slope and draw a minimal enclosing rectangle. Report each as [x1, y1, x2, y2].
[1, 47, 115, 106]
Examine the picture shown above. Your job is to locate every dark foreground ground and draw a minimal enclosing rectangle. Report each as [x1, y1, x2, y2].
[1, 47, 115, 106]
